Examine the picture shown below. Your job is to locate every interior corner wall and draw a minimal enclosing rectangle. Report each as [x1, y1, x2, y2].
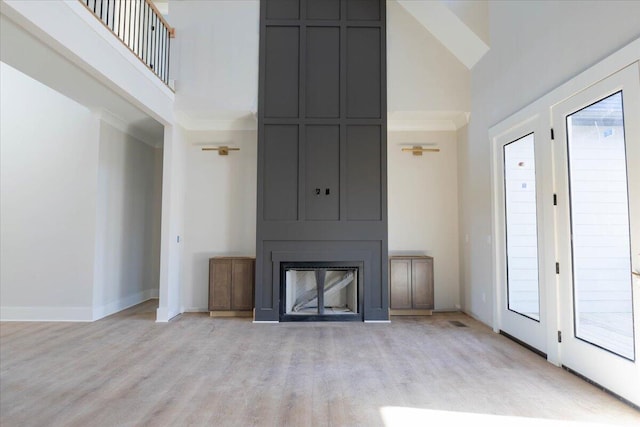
[181, 130, 257, 312]
[92, 121, 162, 320]
[388, 130, 460, 310]
[157, 124, 187, 321]
[151, 147, 164, 300]
[461, 1, 640, 326]
[0, 62, 98, 321]
[456, 124, 469, 313]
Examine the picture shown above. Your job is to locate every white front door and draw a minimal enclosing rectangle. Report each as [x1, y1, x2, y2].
[552, 63, 640, 406]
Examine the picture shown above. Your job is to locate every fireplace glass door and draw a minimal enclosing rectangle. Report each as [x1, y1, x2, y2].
[281, 263, 361, 321]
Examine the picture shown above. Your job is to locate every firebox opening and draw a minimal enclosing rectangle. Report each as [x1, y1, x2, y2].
[280, 262, 363, 322]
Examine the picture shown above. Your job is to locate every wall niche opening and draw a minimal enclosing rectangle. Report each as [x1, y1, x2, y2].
[280, 262, 363, 322]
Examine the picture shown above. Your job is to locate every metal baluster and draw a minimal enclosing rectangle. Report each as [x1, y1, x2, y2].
[138, 0, 142, 55]
[80, 0, 172, 87]
[160, 25, 164, 82]
[134, 0, 138, 55]
[116, 0, 121, 37]
[142, 1, 147, 64]
[127, 0, 132, 48]
[151, 14, 156, 71]
[166, 26, 170, 83]
[166, 30, 171, 85]
[163, 26, 167, 83]
[133, 0, 140, 55]
[157, 16, 161, 78]
[140, 1, 145, 63]
[156, 15, 160, 76]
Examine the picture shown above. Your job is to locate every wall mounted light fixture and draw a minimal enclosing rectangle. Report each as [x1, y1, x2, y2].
[201, 146, 240, 156]
[401, 145, 440, 156]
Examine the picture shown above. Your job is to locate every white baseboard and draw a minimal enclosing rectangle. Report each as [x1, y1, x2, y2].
[92, 289, 159, 321]
[364, 320, 391, 323]
[0, 306, 94, 322]
[1, 290, 160, 322]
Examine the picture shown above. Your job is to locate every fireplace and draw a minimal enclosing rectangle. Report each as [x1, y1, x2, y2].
[256, 0, 388, 322]
[280, 262, 363, 321]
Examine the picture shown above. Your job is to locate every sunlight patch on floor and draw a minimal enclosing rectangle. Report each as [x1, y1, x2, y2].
[380, 406, 628, 427]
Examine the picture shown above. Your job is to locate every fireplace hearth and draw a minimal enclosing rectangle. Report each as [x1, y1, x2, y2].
[280, 262, 362, 321]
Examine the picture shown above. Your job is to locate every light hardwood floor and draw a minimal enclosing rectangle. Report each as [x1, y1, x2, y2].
[1, 300, 638, 426]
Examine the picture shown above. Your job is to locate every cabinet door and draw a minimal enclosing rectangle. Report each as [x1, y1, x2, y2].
[412, 258, 434, 310]
[209, 259, 232, 310]
[390, 259, 412, 309]
[231, 259, 254, 311]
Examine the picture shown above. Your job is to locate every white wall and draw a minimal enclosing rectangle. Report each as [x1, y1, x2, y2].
[169, 0, 259, 128]
[0, 62, 99, 321]
[457, 125, 469, 312]
[181, 131, 257, 311]
[460, 0, 640, 325]
[388, 131, 460, 310]
[387, 0, 469, 114]
[93, 121, 163, 319]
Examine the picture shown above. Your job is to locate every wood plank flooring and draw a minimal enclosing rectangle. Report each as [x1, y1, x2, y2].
[1, 300, 638, 426]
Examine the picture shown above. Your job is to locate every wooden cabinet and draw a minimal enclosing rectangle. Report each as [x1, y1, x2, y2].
[389, 256, 434, 314]
[209, 257, 255, 315]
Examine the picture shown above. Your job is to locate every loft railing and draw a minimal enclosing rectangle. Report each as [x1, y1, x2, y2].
[81, 0, 175, 86]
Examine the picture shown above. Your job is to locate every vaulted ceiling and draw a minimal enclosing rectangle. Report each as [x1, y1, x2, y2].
[397, 0, 488, 69]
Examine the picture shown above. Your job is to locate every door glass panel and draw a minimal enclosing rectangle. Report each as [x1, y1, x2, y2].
[504, 133, 540, 320]
[566, 91, 635, 360]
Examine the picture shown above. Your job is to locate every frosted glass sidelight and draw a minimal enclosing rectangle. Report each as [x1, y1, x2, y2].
[504, 134, 540, 321]
[566, 91, 634, 360]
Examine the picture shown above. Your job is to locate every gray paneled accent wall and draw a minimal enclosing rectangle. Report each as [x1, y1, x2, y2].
[256, 0, 388, 321]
